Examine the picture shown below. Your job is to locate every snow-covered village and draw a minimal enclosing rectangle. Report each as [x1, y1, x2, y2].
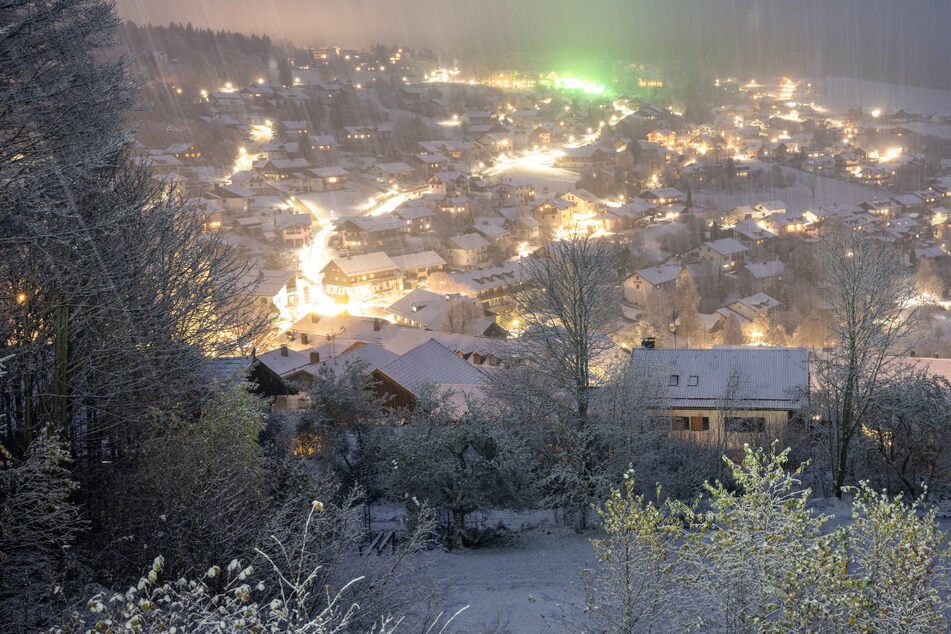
[4, 1, 951, 631]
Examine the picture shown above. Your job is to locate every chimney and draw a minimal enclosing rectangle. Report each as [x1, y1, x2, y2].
[373, 318, 382, 332]
[280, 344, 288, 356]
[311, 313, 319, 323]
[641, 337, 656, 349]
[300, 333, 309, 345]
[310, 351, 320, 363]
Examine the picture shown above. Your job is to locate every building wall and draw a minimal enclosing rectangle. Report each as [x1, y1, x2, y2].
[666, 407, 792, 448]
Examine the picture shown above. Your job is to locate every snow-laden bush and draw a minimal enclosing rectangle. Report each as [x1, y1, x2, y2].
[585, 444, 951, 633]
[55, 501, 466, 633]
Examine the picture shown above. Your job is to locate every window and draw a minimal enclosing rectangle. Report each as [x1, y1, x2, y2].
[689, 416, 710, 431]
[671, 416, 688, 431]
[668, 374, 679, 386]
[687, 375, 699, 386]
[725, 416, 766, 433]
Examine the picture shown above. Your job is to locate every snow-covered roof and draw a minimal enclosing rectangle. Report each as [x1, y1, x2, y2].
[704, 237, 748, 256]
[628, 347, 809, 410]
[339, 215, 406, 233]
[388, 288, 450, 326]
[450, 233, 491, 250]
[375, 339, 487, 397]
[744, 260, 785, 279]
[635, 263, 683, 286]
[391, 251, 446, 272]
[257, 346, 313, 376]
[325, 252, 398, 276]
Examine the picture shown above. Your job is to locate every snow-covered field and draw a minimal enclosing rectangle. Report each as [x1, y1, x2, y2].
[695, 164, 887, 215]
[820, 76, 951, 115]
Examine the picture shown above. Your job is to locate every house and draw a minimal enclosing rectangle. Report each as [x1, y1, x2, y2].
[560, 189, 601, 216]
[628, 346, 809, 437]
[427, 260, 526, 311]
[739, 261, 785, 296]
[272, 214, 313, 248]
[411, 152, 449, 176]
[721, 293, 780, 323]
[390, 251, 446, 288]
[472, 217, 511, 248]
[284, 343, 399, 388]
[624, 263, 683, 306]
[449, 233, 492, 269]
[395, 203, 435, 234]
[731, 219, 777, 247]
[476, 132, 513, 154]
[310, 134, 340, 164]
[553, 145, 612, 168]
[496, 180, 535, 205]
[203, 355, 298, 409]
[371, 339, 489, 412]
[165, 143, 202, 162]
[506, 215, 540, 242]
[320, 252, 401, 299]
[437, 196, 472, 216]
[335, 215, 408, 252]
[386, 288, 493, 336]
[213, 184, 253, 214]
[533, 198, 573, 230]
[374, 161, 418, 187]
[760, 212, 808, 234]
[693, 238, 748, 274]
[428, 171, 467, 196]
[309, 166, 349, 190]
[243, 269, 319, 321]
[639, 188, 686, 206]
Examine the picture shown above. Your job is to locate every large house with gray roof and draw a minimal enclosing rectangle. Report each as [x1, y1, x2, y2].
[628, 346, 809, 438]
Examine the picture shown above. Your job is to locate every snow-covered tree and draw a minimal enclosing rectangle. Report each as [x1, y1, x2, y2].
[585, 445, 951, 633]
[812, 231, 919, 497]
[505, 235, 622, 526]
[581, 473, 684, 633]
[676, 445, 843, 632]
[862, 366, 951, 495]
[845, 482, 951, 633]
[514, 235, 622, 427]
[379, 397, 539, 548]
[61, 498, 460, 633]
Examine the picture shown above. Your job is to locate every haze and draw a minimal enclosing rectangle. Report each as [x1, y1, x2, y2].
[116, 0, 951, 88]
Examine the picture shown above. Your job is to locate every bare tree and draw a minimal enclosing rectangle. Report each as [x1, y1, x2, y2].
[811, 231, 919, 497]
[514, 235, 622, 427]
[502, 235, 622, 526]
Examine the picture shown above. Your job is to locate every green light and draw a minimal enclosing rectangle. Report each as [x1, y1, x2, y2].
[550, 76, 608, 96]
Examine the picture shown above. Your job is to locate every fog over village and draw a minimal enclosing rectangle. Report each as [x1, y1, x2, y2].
[3, 1, 951, 631]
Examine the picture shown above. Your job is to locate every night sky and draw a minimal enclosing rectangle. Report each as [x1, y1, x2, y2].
[115, 0, 951, 88]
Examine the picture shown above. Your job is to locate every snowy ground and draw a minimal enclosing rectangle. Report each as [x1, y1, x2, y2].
[491, 165, 580, 196]
[419, 527, 594, 633]
[386, 497, 951, 633]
